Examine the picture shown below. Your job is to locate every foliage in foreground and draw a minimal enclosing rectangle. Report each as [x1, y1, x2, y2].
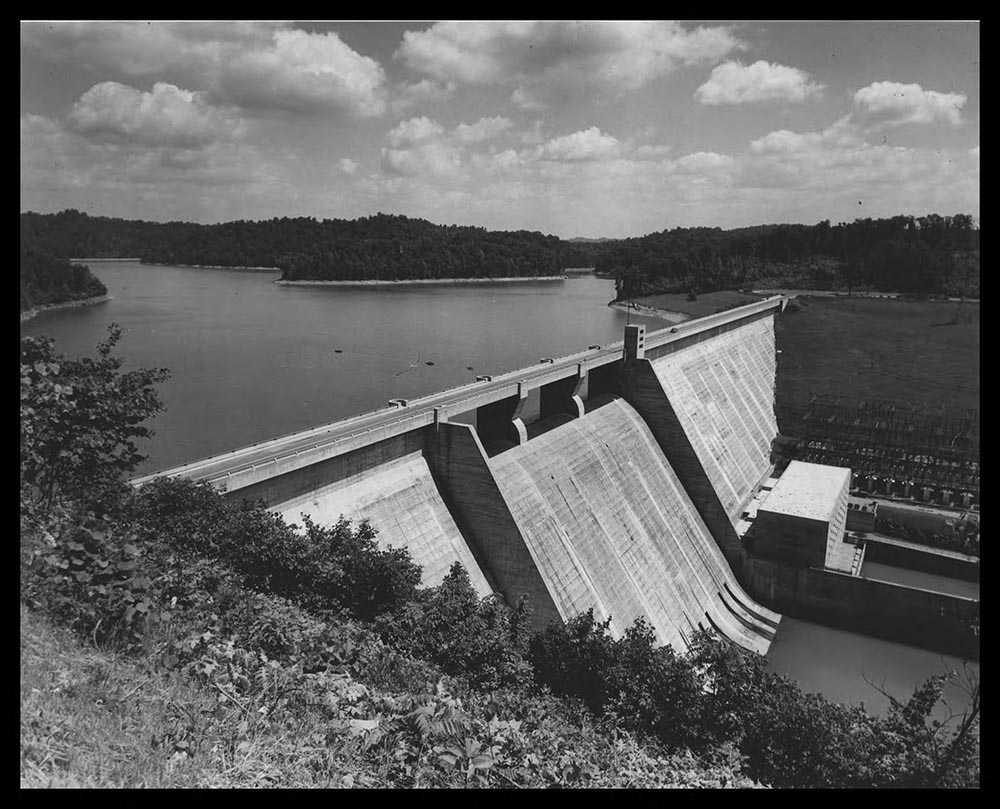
[20, 329, 979, 789]
[20, 326, 169, 513]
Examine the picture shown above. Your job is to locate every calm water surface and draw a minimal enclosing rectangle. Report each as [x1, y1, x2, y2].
[22, 261, 977, 716]
[22, 262, 664, 474]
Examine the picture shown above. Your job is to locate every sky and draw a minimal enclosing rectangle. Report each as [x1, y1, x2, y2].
[20, 20, 979, 239]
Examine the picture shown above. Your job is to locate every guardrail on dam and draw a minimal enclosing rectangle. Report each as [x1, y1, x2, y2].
[134, 297, 789, 653]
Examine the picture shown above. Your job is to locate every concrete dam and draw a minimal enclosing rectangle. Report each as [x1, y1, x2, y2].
[135, 299, 788, 654]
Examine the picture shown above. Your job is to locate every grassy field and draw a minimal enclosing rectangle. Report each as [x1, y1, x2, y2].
[633, 290, 765, 318]
[775, 296, 979, 436]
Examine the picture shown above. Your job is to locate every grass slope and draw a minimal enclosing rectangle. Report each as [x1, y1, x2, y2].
[633, 290, 765, 318]
[775, 296, 979, 436]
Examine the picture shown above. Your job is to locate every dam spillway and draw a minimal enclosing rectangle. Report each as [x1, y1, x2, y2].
[133, 298, 790, 654]
[648, 316, 778, 523]
[274, 443, 493, 597]
[488, 396, 779, 653]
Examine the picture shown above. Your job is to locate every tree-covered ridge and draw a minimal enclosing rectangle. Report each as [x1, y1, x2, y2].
[20, 236, 108, 313]
[600, 214, 980, 299]
[21, 209, 979, 292]
[20, 210, 600, 281]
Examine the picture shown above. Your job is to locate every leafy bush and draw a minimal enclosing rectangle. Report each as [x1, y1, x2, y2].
[20, 325, 168, 512]
[529, 612, 705, 748]
[377, 563, 533, 690]
[21, 513, 170, 650]
[130, 480, 422, 621]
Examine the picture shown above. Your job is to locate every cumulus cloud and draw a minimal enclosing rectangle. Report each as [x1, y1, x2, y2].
[381, 117, 461, 177]
[396, 20, 741, 106]
[853, 81, 967, 126]
[339, 158, 358, 175]
[385, 116, 446, 148]
[218, 28, 387, 117]
[543, 127, 621, 161]
[21, 110, 275, 207]
[635, 144, 673, 159]
[68, 81, 241, 147]
[379, 115, 521, 178]
[695, 60, 823, 104]
[390, 79, 456, 113]
[673, 151, 737, 173]
[741, 116, 966, 199]
[453, 116, 512, 144]
[22, 21, 388, 118]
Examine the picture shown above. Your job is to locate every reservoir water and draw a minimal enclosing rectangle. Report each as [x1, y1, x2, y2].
[22, 260, 977, 717]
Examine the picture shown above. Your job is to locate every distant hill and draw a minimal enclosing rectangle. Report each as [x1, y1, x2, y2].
[20, 210, 600, 282]
[597, 215, 980, 300]
[20, 225, 107, 313]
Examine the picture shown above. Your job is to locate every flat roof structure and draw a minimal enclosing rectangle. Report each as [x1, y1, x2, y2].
[761, 461, 851, 522]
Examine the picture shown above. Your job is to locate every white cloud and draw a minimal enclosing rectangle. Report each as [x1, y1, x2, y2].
[636, 144, 673, 159]
[453, 116, 512, 144]
[673, 151, 736, 174]
[396, 20, 741, 106]
[21, 111, 275, 206]
[390, 79, 456, 113]
[218, 28, 387, 117]
[543, 127, 621, 161]
[22, 21, 388, 118]
[339, 158, 358, 175]
[68, 81, 242, 147]
[853, 81, 966, 126]
[385, 116, 445, 148]
[695, 60, 823, 104]
[381, 117, 461, 177]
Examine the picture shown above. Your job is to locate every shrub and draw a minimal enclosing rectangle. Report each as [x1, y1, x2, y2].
[20, 325, 168, 513]
[377, 563, 533, 690]
[129, 481, 422, 621]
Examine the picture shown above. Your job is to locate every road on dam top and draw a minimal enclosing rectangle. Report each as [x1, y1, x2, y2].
[134, 296, 787, 486]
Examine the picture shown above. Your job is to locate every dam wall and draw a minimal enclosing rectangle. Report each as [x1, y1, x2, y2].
[648, 316, 778, 524]
[235, 430, 493, 597]
[487, 396, 780, 654]
[132, 299, 791, 653]
[424, 421, 562, 624]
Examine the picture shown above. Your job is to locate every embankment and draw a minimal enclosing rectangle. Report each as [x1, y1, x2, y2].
[276, 276, 566, 286]
[20, 294, 112, 323]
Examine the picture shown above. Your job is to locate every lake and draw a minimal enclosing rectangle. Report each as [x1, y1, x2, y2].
[21, 262, 665, 475]
[21, 260, 977, 717]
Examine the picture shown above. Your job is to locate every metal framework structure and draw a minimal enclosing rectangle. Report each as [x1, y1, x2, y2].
[791, 397, 979, 505]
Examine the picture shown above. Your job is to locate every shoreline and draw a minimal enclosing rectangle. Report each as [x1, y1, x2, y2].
[20, 294, 112, 323]
[276, 275, 567, 287]
[607, 301, 691, 322]
[143, 262, 280, 272]
[70, 257, 141, 262]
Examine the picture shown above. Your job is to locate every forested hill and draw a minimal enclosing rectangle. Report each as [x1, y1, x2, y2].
[20, 210, 599, 281]
[598, 214, 980, 299]
[20, 228, 107, 313]
[21, 210, 979, 294]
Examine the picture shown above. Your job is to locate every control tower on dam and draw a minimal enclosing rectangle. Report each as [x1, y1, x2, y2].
[134, 297, 789, 654]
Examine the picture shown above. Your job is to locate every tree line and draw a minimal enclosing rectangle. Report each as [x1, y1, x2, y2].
[601, 214, 980, 300]
[20, 231, 107, 313]
[21, 209, 979, 298]
[20, 210, 599, 281]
